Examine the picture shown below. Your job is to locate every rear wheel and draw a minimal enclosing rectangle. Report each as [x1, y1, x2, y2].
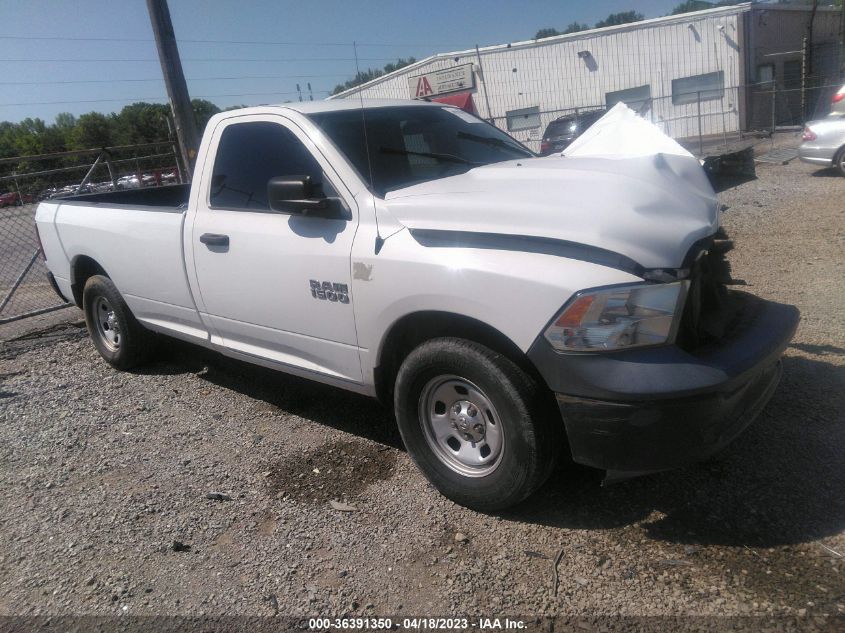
[83, 275, 155, 369]
[835, 147, 845, 177]
[394, 337, 560, 511]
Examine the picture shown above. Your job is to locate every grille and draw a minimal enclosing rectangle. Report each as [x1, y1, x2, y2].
[676, 230, 743, 351]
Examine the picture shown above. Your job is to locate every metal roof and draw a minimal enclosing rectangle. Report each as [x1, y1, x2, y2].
[331, 2, 757, 99]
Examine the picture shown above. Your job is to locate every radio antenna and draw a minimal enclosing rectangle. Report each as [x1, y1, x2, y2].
[353, 41, 384, 254]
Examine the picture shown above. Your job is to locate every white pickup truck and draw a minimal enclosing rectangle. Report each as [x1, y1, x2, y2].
[35, 100, 798, 510]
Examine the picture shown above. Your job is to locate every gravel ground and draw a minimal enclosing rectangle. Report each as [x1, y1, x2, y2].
[0, 157, 842, 626]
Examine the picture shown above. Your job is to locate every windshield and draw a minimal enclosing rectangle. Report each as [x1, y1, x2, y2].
[307, 105, 534, 196]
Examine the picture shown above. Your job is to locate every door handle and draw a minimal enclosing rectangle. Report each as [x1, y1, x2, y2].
[200, 233, 229, 247]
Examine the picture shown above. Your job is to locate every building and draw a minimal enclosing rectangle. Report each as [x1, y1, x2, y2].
[331, 2, 843, 151]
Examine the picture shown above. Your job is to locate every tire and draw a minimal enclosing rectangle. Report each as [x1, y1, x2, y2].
[835, 147, 845, 177]
[394, 337, 560, 511]
[82, 275, 155, 369]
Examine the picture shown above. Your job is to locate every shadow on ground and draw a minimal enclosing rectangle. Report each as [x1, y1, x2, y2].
[140, 338, 843, 549]
[811, 167, 843, 178]
[709, 173, 757, 193]
[136, 339, 401, 449]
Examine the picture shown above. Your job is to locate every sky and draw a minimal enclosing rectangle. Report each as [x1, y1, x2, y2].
[0, 0, 685, 124]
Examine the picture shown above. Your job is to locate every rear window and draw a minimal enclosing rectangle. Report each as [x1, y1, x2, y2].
[544, 118, 575, 139]
[580, 110, 606, 126]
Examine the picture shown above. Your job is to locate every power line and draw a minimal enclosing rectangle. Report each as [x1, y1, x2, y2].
[0, 34, 447, 48]
[0, 74, 348, 86]
[0, 57, 401, 63]
[0, 90, 332, 108]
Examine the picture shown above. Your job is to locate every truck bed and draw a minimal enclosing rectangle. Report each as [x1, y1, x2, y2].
[63, 183, 190, 208]
[36, 187, 207, 341]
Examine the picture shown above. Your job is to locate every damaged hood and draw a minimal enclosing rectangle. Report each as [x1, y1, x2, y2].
[384, 104, 719, 271]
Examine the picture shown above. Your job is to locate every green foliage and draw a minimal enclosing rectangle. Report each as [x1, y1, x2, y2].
[535, 22, 591, 39]
[670, 1, 745, 14]
[563, 22, 592, 34]
[535, 11, 644, 40]
[110, 103, 170, 146]
[595, 10, 644, 28]
[331, 58, 417, 95]
[69, 112, 115, 150]
[535, 27, 562, 39]
[192, 99, 221, 133]
[0, 100, 226, 193]
[0, 98, 225, 161]
[671, 0, 716, 13]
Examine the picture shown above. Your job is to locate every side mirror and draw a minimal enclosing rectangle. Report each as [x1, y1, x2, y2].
[268, 175, 335, 216]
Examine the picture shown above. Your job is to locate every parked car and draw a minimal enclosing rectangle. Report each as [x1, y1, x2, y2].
[116, 175, 141, 189]
[35, 100, 798, 511]
[0, 191, 34, 206]
[91, 181, 116, 193]
[799, 117, 845, 175]
[539, 109, 606, 155]
[830, 84, 845, 117]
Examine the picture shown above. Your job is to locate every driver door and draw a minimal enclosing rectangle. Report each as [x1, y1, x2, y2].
[186, 114, 362, 384]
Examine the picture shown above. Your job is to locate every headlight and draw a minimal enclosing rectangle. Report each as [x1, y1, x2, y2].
[544, 282, 688, 352]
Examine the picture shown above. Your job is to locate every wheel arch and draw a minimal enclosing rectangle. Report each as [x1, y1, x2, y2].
[69, 255, 109, 308]
[374, 310, 548, 405]
[835, 144, 845, 169]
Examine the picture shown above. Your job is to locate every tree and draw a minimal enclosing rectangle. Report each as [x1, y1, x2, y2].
[69, 112, 115, 150]
[670, 1, 746, 14]
[671, 0, 715, 13]
[191, 99, 221, 133]
[535, 27, 561, 39]
[595, 10, 644, 28]
[535, 22, 590, 39]
[112, 102, 171, 146]
[564, 21, 591, 34]
[331, 58, 417, 95]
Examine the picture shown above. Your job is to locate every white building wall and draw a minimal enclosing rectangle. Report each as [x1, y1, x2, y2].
[334, 5, 748, 151]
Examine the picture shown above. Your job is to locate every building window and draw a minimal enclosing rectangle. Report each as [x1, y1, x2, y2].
[757, 64, 774, 85]
[671, 71, 725, 105]
[505, 106, 540, 131]
[605, 85, 652, 112]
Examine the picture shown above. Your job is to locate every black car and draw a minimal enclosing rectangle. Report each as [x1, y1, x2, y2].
[539, 109, 606, 156]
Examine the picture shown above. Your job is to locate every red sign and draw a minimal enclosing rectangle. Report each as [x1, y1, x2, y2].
[414, 76, 433, 98]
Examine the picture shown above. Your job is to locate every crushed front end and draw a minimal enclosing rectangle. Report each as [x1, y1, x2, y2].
[528, 232, 799, 473]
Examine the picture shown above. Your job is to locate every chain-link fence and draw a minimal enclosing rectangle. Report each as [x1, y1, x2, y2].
[0, 142, 183, 328]
[495, 73, 842, 156]
[0, 201, 60, 324]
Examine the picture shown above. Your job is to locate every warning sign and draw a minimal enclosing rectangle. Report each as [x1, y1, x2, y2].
[408, 64, 474, 99]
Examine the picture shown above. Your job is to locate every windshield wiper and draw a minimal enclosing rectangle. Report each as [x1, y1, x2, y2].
[379, 146, 477, 165]
[456, 131, 531, 155]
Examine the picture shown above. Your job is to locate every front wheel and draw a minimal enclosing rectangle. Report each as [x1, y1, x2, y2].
[394, 338, 560, 511]
[83, 275, 155, 369]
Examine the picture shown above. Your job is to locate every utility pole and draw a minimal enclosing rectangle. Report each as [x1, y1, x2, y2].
[147, 0, 199, 180]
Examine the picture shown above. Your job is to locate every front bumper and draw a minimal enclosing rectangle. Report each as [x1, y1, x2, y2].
[528, 293, 799, 472]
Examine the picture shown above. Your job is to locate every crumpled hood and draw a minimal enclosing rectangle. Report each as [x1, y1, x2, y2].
[383, 152, 719, 271]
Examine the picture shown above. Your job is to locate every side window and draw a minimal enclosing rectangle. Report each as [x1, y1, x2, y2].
[210, 121, 329, 211]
